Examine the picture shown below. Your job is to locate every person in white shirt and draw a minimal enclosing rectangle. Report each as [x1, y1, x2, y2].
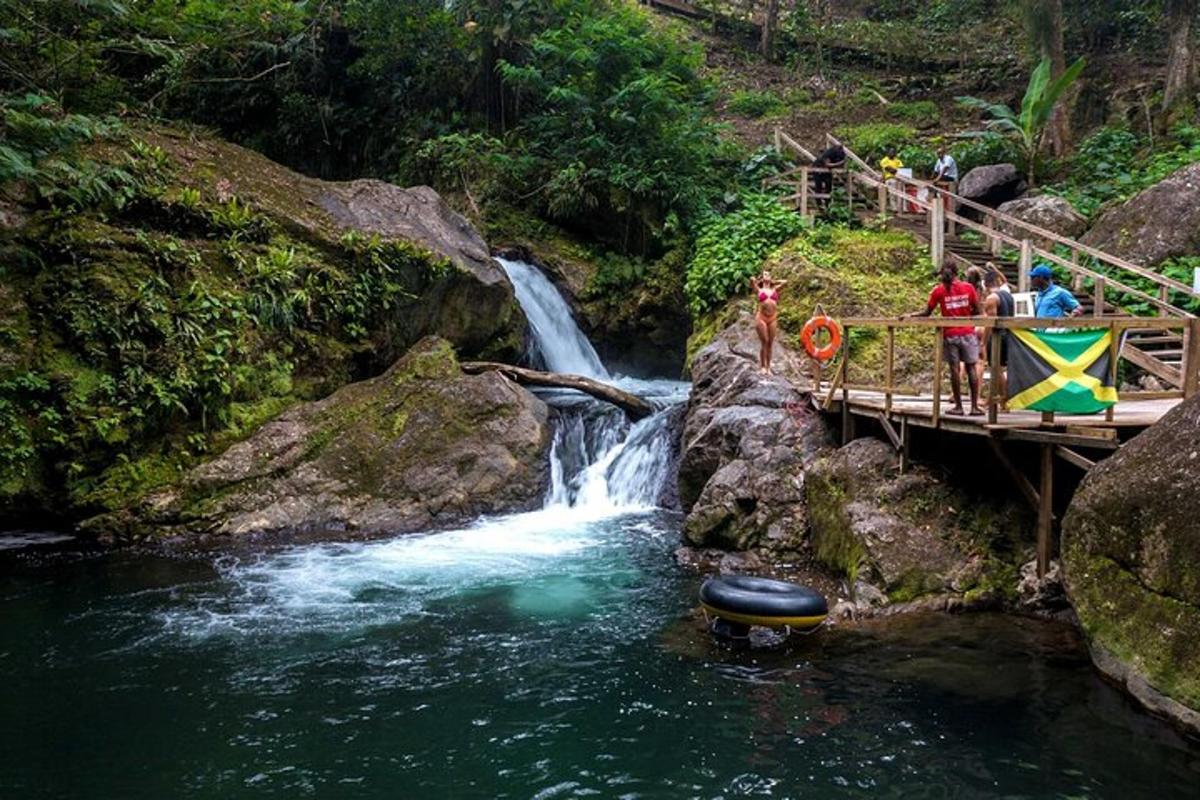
[933, 147, 958, 187]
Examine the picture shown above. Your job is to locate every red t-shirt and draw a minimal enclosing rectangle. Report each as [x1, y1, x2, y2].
[926, 280, 978, 338]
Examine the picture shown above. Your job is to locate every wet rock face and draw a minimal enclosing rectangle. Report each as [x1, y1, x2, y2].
[805, 438, 1026, 606]
[87, 338, 551, 542]
[957, 163, 1027, 208]
[1081, 162, 1200, 268]
[677, 315, 835, 552]
[1061, 392, 1200, 732]
[997, 195, 1087, 241]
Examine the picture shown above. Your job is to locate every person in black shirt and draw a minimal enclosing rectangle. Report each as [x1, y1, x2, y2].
[812, 143, 845, 201]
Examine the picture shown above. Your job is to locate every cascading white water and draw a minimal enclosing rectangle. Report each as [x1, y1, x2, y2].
[496, 257, 610, 380]
[497, 255, 683, 513]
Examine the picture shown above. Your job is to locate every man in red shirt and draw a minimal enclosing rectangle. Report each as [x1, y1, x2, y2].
[904, 264, 983, 416]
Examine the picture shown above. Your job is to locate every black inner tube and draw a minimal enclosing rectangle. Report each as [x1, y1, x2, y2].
[700, 575, 828, 619]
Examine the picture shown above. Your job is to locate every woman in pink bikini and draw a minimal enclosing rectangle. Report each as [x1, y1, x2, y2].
[750, 271, 787, 374]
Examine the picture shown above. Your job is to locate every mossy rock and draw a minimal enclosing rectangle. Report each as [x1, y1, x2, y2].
[1062, 393, 1200, 728]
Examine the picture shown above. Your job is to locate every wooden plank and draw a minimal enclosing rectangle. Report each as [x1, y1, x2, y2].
[842, 316, 1188, 331]
[876, 412, 903, 450]
[999, 428, 1120, 450]
[885, 326, 895, 416]
[988, 439, 1040, 512]
[1037, 443, 1054, 578]
[1122, 342, 1183, 388]
[899, 416, 910, 474]
[1093, 276, 1106, 318]
[1018, 240, 1032, 293]
[1055, 446, 1096, 471]
[987, 329, 1001, 424]
[841, 324, 852, 444]
[932, 333, 943, 426]
[1184, 318, 1200, 400]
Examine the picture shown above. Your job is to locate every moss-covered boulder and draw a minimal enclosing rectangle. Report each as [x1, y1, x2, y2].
[1061, 393, 1200, 732]
[806, 438, 1028, 606]
[85, 338, 551, 543]
[1081, 162, 1200, 268]
[1, 125, 525, 523]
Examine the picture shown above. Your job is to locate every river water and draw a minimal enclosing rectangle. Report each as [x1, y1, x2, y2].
[2, 260, 1198, 798]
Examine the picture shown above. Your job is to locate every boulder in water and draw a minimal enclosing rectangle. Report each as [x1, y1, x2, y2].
[85, 338, 552, 542]
[1081, 162, 1200, 268]
[805, 438, 1028, 607]
[678, 313, 834, 553]
[1061, 392, 1200, 733]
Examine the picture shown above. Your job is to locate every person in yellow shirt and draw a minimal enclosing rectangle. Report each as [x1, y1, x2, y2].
[879, 148, 903, 212]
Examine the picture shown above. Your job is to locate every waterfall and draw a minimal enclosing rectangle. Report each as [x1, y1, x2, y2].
[498, 255, 684, 513]
[496, 257, 610, 380]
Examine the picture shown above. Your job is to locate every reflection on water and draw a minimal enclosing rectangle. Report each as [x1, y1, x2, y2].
[2, 511, 1198, 799]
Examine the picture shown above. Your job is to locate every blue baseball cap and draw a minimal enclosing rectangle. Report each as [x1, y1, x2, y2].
[1030, 264, 1054, 279]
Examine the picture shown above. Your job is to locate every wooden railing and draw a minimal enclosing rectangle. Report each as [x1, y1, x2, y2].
[823, 316, 1200, 427]
[772, 127, 1200, 321]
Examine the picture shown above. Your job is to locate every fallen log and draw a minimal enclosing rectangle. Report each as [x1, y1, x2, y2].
[461, 362, 654, 420]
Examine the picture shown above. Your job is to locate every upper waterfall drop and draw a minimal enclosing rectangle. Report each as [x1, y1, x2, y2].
[496, 257, 610, 380]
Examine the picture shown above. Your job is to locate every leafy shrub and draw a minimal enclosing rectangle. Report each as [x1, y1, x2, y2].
[727, 89, 787, 118]
[949, 132, 1021, 175]
[1046, 124, 1200, 218]
[685, 193, 808, 315]
[834, 122, 916, 160]
[887, 100, 940, 128]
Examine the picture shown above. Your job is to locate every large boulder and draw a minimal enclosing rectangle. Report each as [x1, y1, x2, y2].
[805, 437, 1029, 606]
[678, 314, 835, 552]
[1061, 393, 1200, 732]
[957, 163, 1027, 208]
[139, 128, 523, 360]
[997, 194, 1087, 241]
[85, 338, 552, 542]
[1081, 162, 1200, 267]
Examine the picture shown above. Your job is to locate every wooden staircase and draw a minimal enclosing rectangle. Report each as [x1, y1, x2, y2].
[766, 130, 1200, 393]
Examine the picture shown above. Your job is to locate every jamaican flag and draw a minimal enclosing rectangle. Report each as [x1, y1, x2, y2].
[1007, 328, 1118, 414]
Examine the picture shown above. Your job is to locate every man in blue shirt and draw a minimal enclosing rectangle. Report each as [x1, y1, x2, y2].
[1031, 264, 1083, 318]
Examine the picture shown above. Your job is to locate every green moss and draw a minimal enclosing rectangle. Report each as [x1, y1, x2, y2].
[805, 475, 867, 581]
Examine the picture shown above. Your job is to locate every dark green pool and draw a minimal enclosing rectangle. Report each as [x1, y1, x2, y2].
[2, 513, 1197, 799]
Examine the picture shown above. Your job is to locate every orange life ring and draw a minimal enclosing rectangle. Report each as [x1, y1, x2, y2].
[801, 316, 842, 361]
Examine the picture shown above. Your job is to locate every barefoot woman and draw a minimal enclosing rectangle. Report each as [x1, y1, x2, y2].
[750, 271, 787, 374]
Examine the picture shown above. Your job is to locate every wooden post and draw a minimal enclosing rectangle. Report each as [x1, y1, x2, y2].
[1093, 276, 1105, 318]
[774, 126, 782, 154]
[1159, 284, 1170, 317]
[945, 191, 956, 237]
[846, 169, 854, 214]
[899, 416, 910, 475]
[988, 217, 1002, 256]
[878, 181, 887, 218]
[800, 167, 809, 218]
[988, 328, 1001, 424]
[1018, 240, 1032, 293]
[841, 324, 852, 444]
[1071, 249, 1084, 293]
[930, 197, 944, 267]
[1183, 318, 1200, 400]
[932, 330, 944, 427]
[885, 325, 895, 416]
[1037, 443, 1054, 578]
[1041, 410, 1055, 426]
[1106, 321, 1119, 423]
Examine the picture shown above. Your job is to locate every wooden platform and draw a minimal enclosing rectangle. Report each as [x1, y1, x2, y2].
[821, 388, 1180, 450]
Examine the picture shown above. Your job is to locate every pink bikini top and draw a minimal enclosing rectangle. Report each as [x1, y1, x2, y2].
[758, 289, 779, 303]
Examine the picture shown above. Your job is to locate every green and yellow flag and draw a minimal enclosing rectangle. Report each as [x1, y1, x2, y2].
[1007, 328, 1118, 414]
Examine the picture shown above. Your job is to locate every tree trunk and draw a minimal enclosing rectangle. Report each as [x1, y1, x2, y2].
[1025, 0, 1070, 157]
[759, 0, 781, 60]
[1164, 0, 1198, 113]
[460, 362, 655, 420]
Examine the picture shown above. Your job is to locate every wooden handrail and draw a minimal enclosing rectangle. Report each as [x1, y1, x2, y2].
[775, 128, 816, 162]
[825, 136, 1199, 305]
[842, 316, 1191, 330]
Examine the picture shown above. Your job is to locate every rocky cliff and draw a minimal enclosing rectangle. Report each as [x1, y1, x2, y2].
[1061, 393, 1200, 733]
[86, 338, 551, 543]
